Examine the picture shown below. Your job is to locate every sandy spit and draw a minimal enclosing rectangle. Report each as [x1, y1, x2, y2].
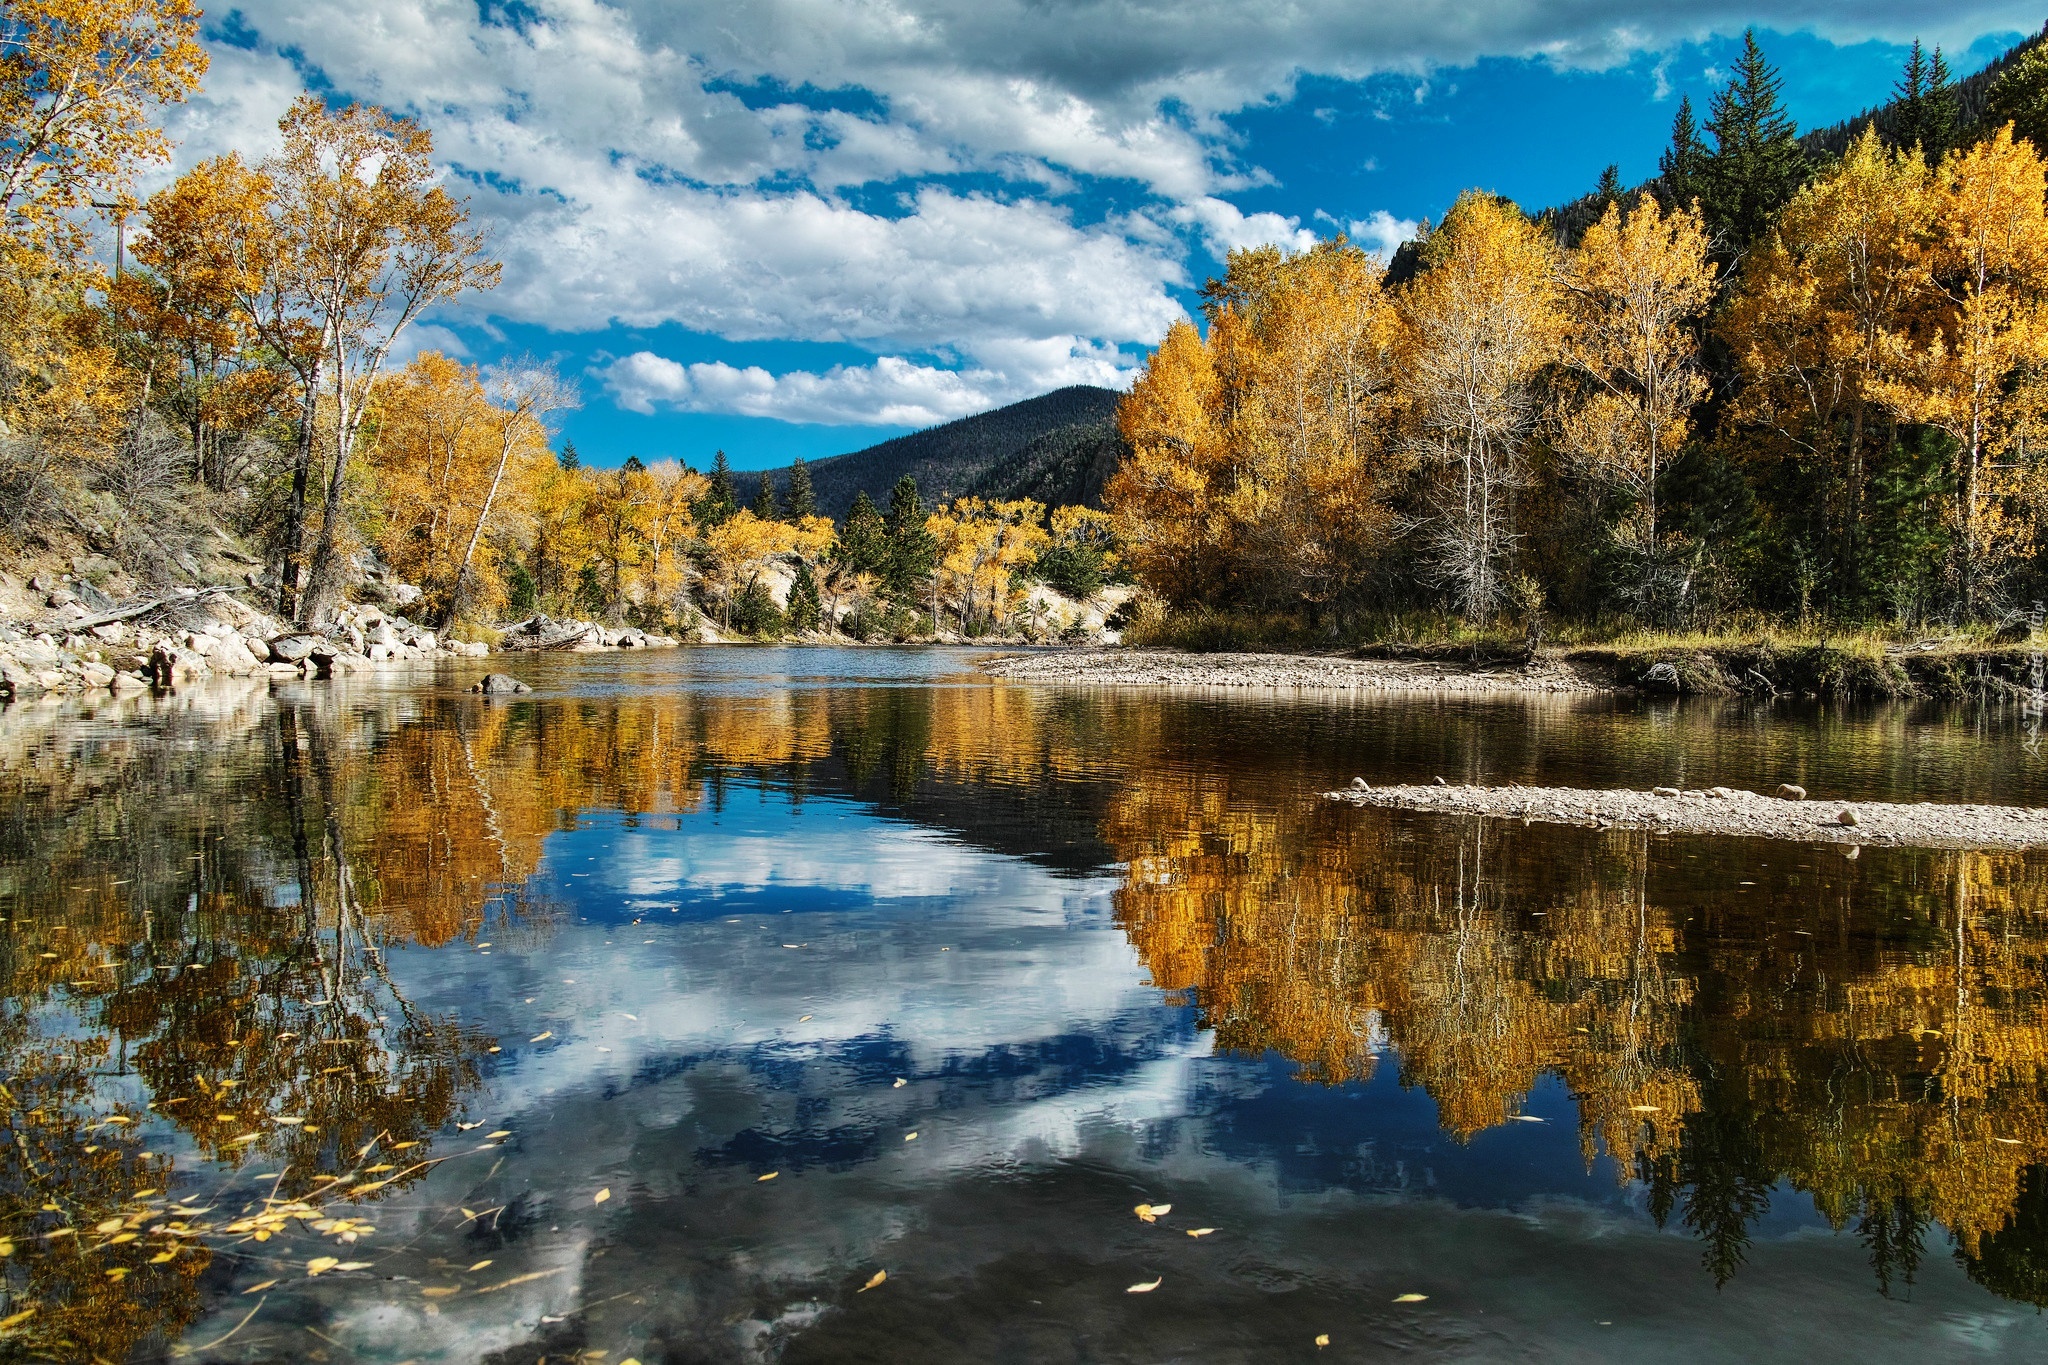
[1322, 782, 2048, 851]
[980, 649, 1605, 695]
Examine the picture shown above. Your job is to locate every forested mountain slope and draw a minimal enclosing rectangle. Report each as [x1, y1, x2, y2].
[762, 386, 1123, 519]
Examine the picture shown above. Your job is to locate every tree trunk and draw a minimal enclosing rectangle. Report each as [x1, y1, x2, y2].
[278, 361, 323, 620]
[442, 432, 518, 631]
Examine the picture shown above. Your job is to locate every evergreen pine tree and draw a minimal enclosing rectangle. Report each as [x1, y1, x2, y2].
[1595, 163, 1624, 211]
[753, 469, 779, 521]
[1891, 40, 1957, 162]
[1700, 30, 1807, 252]
[1659, 95, 1705, 208]
[883, 474, 936, 599]
[787, 559, 822, 631]
[1984, 44, 2048, 153]
[786, 457, 816, 520]
[698, 450, 737, 527]
[836, 490, 889, 575]
[557, 439, 581, 471]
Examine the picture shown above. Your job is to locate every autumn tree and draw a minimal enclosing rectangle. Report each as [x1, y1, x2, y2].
[641, 459, 710, 624]
[1558, 196, 1716, 615]
[926, 497, 1050, 631]
[1872, 125, 2048, 614]
[1401, 194, 1564, 623]
[581, 457, 652, 619]
[1719, 129, 1937, 614]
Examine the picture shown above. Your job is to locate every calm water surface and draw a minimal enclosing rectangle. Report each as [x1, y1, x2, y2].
[4, 647, 2048, 1362]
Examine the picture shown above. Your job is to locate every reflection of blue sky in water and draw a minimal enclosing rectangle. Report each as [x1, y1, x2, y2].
[164, 785, 2048, 1362]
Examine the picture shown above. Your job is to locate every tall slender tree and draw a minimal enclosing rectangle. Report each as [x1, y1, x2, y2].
[884, 474, 936, 600]
[557, 439, 581, 471]
[753, 468, 779, 520]
[786, 456, 816, 519]
[1891, 40, 1958, 163]
[835, 490, 889, 576]
[698, 448, 737, 527]
[1700, 30, 1807, 253]
[1660, 95, 1706, 209]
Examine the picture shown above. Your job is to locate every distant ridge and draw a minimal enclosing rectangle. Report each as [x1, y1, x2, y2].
[762, 385, 1124, 520]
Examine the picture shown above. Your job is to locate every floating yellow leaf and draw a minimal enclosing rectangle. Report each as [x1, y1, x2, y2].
[243, 1280, 276, 1294]
[1393, 1292, 1428, 1303]
[1629, 1105, 1660, 1113]
[1134, 1202, 1171, 1222]
[594, 1188, 611, 1205]
[904, 1132, 918, 1142]
[0, 1307, 36, 1331]
[1126, 1277, 1162, 1294]
[0, 1241, 15, 1257]
[798, 1015, 812, 1022]
[1186, 1228, 1216, 1238]
[457, 1122, 481, 1131]
[530, 1032, 553, 1042]
[364, 1164, 396, 1173]
[149, 1252, 175, 1263]
[758, 1172, 779, 1182]
[273, 1117, 304, 1126]
[893, 1078, 906, 1088]
[307, 1257, 339, 1276]
[460, 1208, 479, 1221]
[335, 1261, 371, 1271]
[95, 1218, 124, 1234]
[1316, 1334, 1330, 1348]
[859, 1270, 887, 1292]
[468, 1260, 493, 1272]
[131, 1188, 158, 1199]
[487, 1131, 512, 1140]
[107, 1233, 137, 1245]
[422, 1286, 460, 1298]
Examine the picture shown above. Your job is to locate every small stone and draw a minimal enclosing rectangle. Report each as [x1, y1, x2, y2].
[1653, 786, 1681, 798]
[1432, 775, 1447, 787]
[1775, 783, 1807, 801]
[1350, 777, 1368, 790]
[1709, 786, 1735, 799]
[1837, 807, 1859, 827]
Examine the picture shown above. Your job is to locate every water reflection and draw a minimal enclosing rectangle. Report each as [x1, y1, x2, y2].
[1, 658, 2047, 1360]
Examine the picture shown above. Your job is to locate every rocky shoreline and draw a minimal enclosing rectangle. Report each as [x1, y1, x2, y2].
[1322, 781, 2048, 851]
[980, 648, 1603, 695]
[0, 592, 681, 702]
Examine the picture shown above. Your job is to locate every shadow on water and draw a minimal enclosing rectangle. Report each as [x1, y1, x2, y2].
[1, 650, 2047, 1360]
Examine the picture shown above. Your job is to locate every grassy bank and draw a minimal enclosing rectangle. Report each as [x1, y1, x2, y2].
[1123, 608, 2046, 701]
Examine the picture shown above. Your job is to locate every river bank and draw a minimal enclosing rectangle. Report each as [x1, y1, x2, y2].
[981, 638, 2048, 701]
[1322, 781, 2048, 851]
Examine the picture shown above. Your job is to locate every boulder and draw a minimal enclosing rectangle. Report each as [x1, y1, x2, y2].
[270, 634, 321, 662]
[211, 636, 267, 676]
[79, 662, 116, 688]
[411, 630, 437, 653]
[109, 671, 149, 692]
[150, 644, 209, 685]
[471, 672, 532, 695]
[1775, 783, 1807, 801]
[391, 583, 424, 608]
[365, 621, 396, 648]
[0, 654, 44, 698]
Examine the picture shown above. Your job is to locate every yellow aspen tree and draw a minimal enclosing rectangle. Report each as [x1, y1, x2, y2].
[639, 459, 710, 622]
[262, 97, 501, 622]
[1399, 193, 1565, 623]
[581, 459, 654, 619]
[926, 497, 1048, 631]
[442, 361, 573, 627]
[1559, 195, 1716, 611]
[1719, 127, 1936, 603]
[1871, 125, 2048, 614]
[1105, 319, 1225, 605]
[699, 508, 805, 630]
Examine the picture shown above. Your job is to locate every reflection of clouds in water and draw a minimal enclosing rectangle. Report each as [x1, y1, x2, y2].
[598, 804, 1086, 904]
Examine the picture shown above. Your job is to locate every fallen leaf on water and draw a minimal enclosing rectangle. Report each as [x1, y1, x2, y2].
[0, 1307, 37, 1330]
[130, 1188, 158, 1199]
[1393, 1293, 1428, 1303]
[95, 1218, 124, 1234]
[363, 1164, 396, 1173]
[149, 1252, 175, 1264]
[460, 1208, 479, 1221]
[859, 1270, 887, 1292]
[798, 1015, 812, 1022]
[487, 1131, 512, 1139]
[422, 1286, 460, 1298]
[1316, 1334, 1330, 1348]
[1629, 1105, 1660, 1113]
[335, 1261, 371, 1271]
[273, 1117, 304, 1126]
[892, 1078, 906, 1088]
[904, 1131, 918, 1142]
[758, 1172, 779, 1182]
[594, 1188, 612, 1204]
[306, 1257, 339, 1276]
[1186, 1228, 1216, 1238]
[1134, 1202, 1171, 1222]
[468, 1260, 493, 1272]
[242, 1280, 277, 1294]
[530, 1031, 553, 1043]
[1127, 1278, 1162, 1294]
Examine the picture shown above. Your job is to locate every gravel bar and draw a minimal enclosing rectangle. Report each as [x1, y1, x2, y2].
[1322, 783, 2048, 850]
[982, 649, 1603, 695]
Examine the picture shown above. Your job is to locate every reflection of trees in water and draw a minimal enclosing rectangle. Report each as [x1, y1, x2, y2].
[1103, 761, 2048, 1302]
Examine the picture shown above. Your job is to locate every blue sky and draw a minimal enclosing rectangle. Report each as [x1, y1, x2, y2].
[160, 5, 2039, 471]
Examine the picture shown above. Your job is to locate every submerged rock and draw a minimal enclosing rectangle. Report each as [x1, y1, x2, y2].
[472, 672, 532, 695]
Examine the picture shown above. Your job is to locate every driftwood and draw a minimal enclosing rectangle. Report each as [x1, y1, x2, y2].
[38, 585, 238, 633]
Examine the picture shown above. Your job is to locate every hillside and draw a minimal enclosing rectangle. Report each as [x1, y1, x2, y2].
[764, 385, 1123, 520]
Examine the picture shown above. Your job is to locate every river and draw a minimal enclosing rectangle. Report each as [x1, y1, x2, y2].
[2, 647, 2046, 1362]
